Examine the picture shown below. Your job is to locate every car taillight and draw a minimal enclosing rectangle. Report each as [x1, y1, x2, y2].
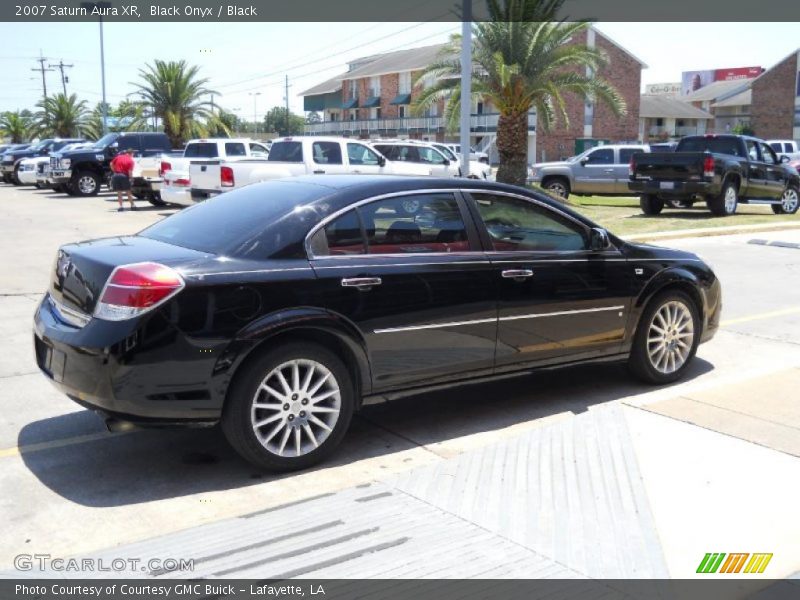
[629, 156, 636, 178]
[159, 160, 172, 177]
[703, 156, 714, 178]
[221, 166, 234, 187]
[174, 177, 190, 186]
[94, 262, 184, 321]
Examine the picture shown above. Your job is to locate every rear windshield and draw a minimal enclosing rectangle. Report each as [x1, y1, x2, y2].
[139, 180, 333, 259]
[677, 137, 743, 157]
[267, 141, 303, 162]
[184, 143, 219, 158]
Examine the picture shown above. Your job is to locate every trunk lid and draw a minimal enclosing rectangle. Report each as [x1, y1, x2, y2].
[633, 152, 708, 180]
[50, 236, 210, 316]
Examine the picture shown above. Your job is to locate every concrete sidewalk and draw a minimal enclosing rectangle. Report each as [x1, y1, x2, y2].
[11, 370, 800, 581]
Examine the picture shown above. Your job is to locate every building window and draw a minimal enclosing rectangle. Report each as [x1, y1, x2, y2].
[399, 72, 412, 94]
[370, 107, 381, 120]
[476, 101, 484, 115]
[369, 76, 381, 97]
[348, 80, 357, 100]
[655, 118, 664, 127]
[329, 112, 339, 122]
[349, 111, 356, 121]
[399, 105, 406, 118]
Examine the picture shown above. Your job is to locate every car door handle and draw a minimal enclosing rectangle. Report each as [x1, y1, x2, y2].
[501, 269, 534, 280]
[603, 168, 614, 172]
[341, 277, 382, 289]
[313, 169, 325, 174]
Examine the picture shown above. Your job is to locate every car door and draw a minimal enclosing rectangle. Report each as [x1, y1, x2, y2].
[744, 138, 768, 199]
[571, 147, 617, 194]
[307, 190, 497, 391]
[759, 142, 788, 200]
[463, 190, 632, 370]
[346, 142, 390, 175]
[309, 140, 348, 175]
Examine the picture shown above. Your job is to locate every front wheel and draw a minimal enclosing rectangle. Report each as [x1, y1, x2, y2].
[771, 187, 799, 215]
[629, 290, 700, 385]
[72, 171, 100, 196]
[148, 193, 167, 207]
[640, 194, 664, 215]
[543, 178, 570, 199]
[222, 342, 355, 471]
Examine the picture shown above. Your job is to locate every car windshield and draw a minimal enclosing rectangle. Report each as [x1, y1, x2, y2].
[139, 180, 334, 259]
[91, 133, 118, 149]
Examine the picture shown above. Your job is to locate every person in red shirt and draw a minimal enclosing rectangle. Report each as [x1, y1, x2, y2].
[109, 148, 136, 211]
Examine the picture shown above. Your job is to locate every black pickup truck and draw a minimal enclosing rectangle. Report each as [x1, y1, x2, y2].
[629, 134, 800, 216]
[49, 132, 173, 197]
[1, 138, 84, 185]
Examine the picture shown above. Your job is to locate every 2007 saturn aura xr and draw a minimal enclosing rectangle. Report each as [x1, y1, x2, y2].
[34, 176, 721, 470]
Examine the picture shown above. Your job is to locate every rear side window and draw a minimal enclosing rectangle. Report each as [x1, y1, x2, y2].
[769, 142, 782, 153]
[184, 143, 219, 158]
[312, 142, 343, 165]
[321, 210, 365, 255]
[268, 141, 303, 162]
[224, 143, 247, 157]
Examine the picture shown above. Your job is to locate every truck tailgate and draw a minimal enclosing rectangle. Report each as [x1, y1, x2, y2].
[633, 152, 707, 180]
[189, 160, 222, 194]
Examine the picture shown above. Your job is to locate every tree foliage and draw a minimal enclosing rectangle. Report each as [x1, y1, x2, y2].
[263, 106, 305, 137]
[0, 110, 34, 143]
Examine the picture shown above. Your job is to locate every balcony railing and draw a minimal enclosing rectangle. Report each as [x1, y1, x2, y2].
[304, 113, 536, 135]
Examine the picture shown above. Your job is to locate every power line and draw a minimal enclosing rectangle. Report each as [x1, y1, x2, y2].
[49, 60, 74, 95]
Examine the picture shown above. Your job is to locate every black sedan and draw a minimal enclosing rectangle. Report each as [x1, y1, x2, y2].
[34, 176, 721, 470]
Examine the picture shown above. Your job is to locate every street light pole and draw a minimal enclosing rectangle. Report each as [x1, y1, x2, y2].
[81, 2, 112, 135]
[249, 92, 262, 135]
[460, 0, 472, 176]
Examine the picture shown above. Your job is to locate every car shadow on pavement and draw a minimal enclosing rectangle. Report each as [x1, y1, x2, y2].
[17, 357, 713, 507]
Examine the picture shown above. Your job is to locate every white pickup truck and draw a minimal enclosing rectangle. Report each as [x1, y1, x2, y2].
[164, 136, 429, 207]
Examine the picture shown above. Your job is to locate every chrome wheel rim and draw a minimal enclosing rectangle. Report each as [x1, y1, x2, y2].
[78, 175, 96, 194]
[781, 188, 798, 213]
[548, 182, 567, 197]
[724, 186, 737, 213]
[251, 359, 341, 457]
[647, 300, 695, 374]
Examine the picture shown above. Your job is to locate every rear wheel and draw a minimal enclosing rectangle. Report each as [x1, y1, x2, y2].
[72, 171, 100, 196]
[640, 194, 664, 215]
[543, 177, 570, 199]
[148, 193, 167, 207]
[708, 181, 738, 216]
[629, 290, 700, 385]
[11, 165, 22, 185]
[771, 186, 799, 215]
[222, 342, 355, 471]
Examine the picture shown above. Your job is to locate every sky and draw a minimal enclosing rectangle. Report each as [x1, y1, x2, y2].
[0, 21, 797, 118]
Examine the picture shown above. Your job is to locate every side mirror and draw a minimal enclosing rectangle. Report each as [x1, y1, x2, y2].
[377, 156, 386, 167]
[580, 158, 589, 166]
[780, 155, 790, 164]
[590, 227, 611, 251]
[442, 159, 450, 166]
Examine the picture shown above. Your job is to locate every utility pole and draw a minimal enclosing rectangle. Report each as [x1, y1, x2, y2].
[249, 91, 261, 135]
[31, 53, 55, 101]
[49, 60, 74, 95]
[284, 75, 291, 135]
[460, 0, 472, 177]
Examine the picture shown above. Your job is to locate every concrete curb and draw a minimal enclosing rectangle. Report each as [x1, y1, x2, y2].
[624, 221, 800, 243]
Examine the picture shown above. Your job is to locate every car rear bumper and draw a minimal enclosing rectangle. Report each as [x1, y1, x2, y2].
[161, 185, 194, 207]
[33, 294, 224, 425]
[629, 179, 713, 196]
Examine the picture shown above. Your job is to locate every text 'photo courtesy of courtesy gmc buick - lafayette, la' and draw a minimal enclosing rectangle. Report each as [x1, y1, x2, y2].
[34, 176, 721, 471]
[629, 134, 800, 217]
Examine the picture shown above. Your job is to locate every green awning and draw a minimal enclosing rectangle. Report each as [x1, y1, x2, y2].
[341, 98, 358, 109]
[389, 93, 411, 105]
[362, 96, 381, 108]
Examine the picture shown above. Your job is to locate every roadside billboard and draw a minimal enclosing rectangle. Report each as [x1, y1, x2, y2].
[681, 66, 763, 96]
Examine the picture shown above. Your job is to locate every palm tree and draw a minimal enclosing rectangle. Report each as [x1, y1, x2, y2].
[413, 0, 627, 186]
[132, 60, 220, 147]
[0, 110, 33, 143]
[36, 93, 89, 137]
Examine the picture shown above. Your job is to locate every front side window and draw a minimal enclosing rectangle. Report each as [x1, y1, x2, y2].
[418, 146, 447, 164]
[472, 193, 588, 252]
[347, 143, 380, 166]
[311, 142, 342, 165]
[585, 148, 614, 165]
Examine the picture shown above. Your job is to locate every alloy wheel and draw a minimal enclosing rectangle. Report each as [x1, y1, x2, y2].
[547, 182, 567, 197]
[78, 175, 97, 195]
[250, 358, 341, 457]
[724, 185, 737, 213]
[647, 300, 695, 374]
[781, 188, 799, 213]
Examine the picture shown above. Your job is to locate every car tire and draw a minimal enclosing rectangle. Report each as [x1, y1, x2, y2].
[148, 193, 167, 207]
[221, 342, 355, 471]
[628, 289, 700, 385]
[708, 180, 738, 216]
[640, 194, 664, 215]
[771, 186, 799, 215]
[72, 171, 101, 196]
[11, 165, 22, 185]
[543, 177, 570, 199]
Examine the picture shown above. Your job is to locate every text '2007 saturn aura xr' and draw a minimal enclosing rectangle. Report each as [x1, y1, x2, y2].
[34, 175, 721, 470]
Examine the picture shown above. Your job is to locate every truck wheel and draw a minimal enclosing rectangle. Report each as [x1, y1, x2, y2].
[709, 181, 738, 216]
[11, 165, 22, 185]
[640, 194, 664, 215]
[148, 193, 167, 207]
[73, 171, 100, 196]
[221, 342, 355, 471]
[771, 187, 799, 215]
[628, 289, 700, 385]
[543, 177, 570, 199]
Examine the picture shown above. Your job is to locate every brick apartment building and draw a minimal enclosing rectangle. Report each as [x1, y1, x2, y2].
[751, 49, 800, 141]
[301, 26, 644, 163]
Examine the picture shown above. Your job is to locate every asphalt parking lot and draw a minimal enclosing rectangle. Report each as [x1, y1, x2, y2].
[1, 182, 799, 579]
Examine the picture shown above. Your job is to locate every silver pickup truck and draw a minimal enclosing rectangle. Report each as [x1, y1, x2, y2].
[529, 144, 649, 199]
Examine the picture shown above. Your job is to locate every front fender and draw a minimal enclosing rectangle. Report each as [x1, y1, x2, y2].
[215, 306, 373, 396]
